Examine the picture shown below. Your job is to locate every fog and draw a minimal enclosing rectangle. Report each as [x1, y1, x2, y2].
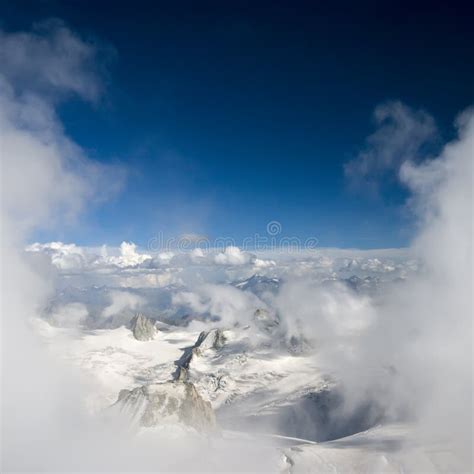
[276, 104, 473, 467]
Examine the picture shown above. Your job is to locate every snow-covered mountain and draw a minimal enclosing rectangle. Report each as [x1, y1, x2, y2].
[28, 246, 468, 473]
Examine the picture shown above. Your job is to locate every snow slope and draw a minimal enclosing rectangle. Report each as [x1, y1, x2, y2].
[281, 423, 467, 473]
[34, 310, 469, 473]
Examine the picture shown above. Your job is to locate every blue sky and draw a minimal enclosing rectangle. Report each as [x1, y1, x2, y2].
[3, 1, 473, 248]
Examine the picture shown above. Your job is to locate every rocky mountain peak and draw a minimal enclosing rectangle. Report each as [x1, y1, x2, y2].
[130, 313, 157, 341]
[195, 328, 226, 351]
[115, 381, 217, 432]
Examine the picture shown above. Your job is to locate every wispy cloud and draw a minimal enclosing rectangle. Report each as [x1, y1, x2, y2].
[344, 101, 438, 196]
[0, 21, 124, 235]
[0, 18, 114, 102]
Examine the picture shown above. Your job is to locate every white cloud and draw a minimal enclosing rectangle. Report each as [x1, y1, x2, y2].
[50, 302, 88, 327]
[295, 103, 473, 466]
[26, 241, 86, 270]
[0, 66, 124, 236]
[214, 246, 252, 265]
[253, 257, 276, 268]
[107, 241, 152, 268]
[24, 241, 413, 291]
[344, 101, 438, 194]
[0, 19, 109, 102]
[0, 21, 125, 471]
[102, 290, 145, 318]
[173, 284, 264, 327]
[276, 280, 376, 342]
[191, 248, 204, 258]
[156, 251, 175, 263]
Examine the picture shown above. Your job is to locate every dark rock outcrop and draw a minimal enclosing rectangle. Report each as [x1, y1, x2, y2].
[130, 313, 157, 341]
[115, 381, 217, 432]
[253, 308, 280, 334]
[287, 334, 312, 354]
[234, 274, 280, 296]
[173, 328, 226, 381]
[194, 328, 226, 352]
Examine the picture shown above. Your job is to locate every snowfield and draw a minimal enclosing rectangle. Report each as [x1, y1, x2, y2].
[27, 246, 470, 473]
